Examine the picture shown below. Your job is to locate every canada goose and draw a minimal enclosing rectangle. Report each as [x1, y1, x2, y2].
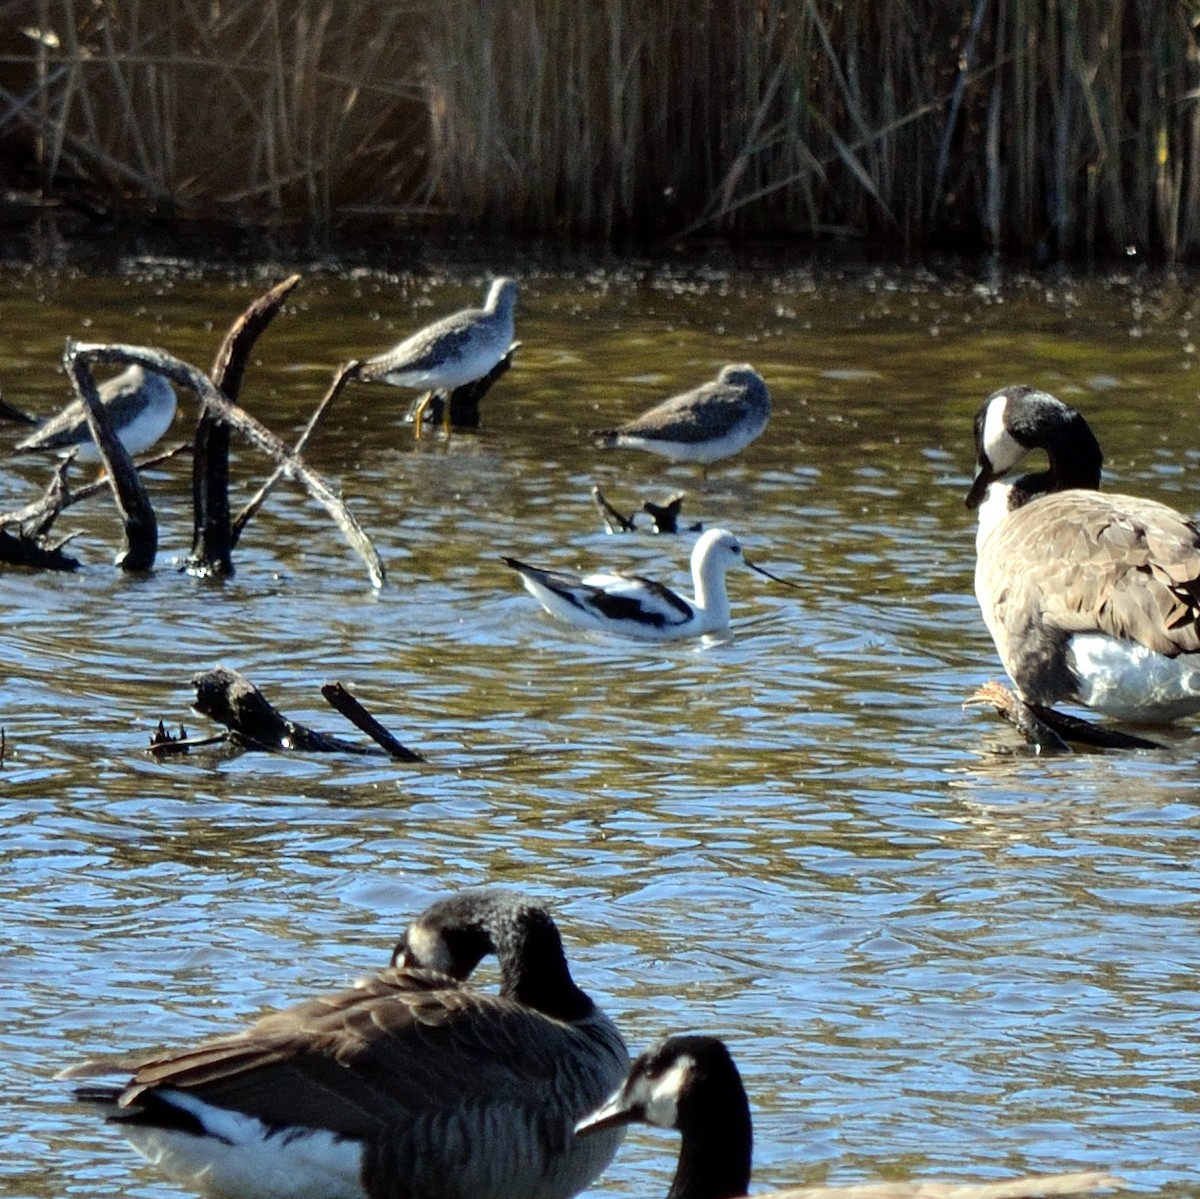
[503, 527, 799, 641]
[14, 365, 177, 462]
[353, 278, 518, 432]
[593, 364, 771, 474]
[61, 888, 629, 1199]
[577, 1035, 1124, 1199]
[965, 384, 1200, 744]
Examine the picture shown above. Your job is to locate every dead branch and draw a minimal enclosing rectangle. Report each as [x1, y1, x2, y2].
[70, 340, 385, 587]
[190, 274, 302, 577]
[190, 666, 421, 760]
[232, 360, 360, 547]
[64, 346, 157, 570]
[320, 682, 425, 762]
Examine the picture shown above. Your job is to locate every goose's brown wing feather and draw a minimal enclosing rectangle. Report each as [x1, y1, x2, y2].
[70, 970, 589, 1139]
[980, 490, 1200, 658]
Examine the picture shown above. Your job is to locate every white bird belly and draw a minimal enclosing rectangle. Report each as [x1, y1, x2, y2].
[120, 1091, 364, 1199]
[1068, 633, 1200, 723]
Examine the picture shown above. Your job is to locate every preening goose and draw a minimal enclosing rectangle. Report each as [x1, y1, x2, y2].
[965, 384, 1200, 742]
[593, 364, 771, 474]
[577, 1035, 1124, 1199]
[15, 365, 178, 462]
[503, 527, 799, 641]
[61, 888, 629, 1199]
[353, 277, 518, 431]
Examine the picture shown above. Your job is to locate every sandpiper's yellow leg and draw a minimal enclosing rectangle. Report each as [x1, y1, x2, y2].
[412, 390, 434, 439]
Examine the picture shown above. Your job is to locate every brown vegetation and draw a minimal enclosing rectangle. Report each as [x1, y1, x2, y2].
[1, 1, 1199, 259]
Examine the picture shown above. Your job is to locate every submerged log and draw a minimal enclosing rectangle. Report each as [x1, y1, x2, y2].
[190, 274, 301, 578]
[69, 339, 385, 587]
[964, 681, 1161, 752]
[64, 347, 157, 570]
[188, 666, 423, 760]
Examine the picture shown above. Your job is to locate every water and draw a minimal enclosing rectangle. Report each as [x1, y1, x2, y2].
[2, 255, 1199, 1198]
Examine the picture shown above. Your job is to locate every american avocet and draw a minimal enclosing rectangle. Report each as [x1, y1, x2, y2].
[577, 1035, 1125, 1199]
[593, 364, 770, 474]
[966, 384, 1200, 747]
[503, 527, 797, 641]
[60, 889, 628, 1199]
[354, 277, 518, 432]
[14, 365, 177, 462]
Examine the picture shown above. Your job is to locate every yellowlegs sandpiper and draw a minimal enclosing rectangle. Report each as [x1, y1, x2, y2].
[593, 363, 770, 473]
[14, 365, 177, 463]
[503, 527, 797, 641]
[355, 277, 518, 432]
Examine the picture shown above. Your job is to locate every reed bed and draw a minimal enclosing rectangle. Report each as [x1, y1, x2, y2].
[1, 0, 1198, 259]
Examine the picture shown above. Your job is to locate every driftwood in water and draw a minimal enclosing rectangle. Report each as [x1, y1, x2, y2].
[0, 442, 189, 571]
[591, 486, 698, 536]
[0, 277, 384, 586]
[67, 336, 385, 586]
[189, 274, 300, 577]
[964, 680, 1160, 753]
[64, 346, 158, 570]
[179, 666, 423, 760]
[232, 360, 360, 547]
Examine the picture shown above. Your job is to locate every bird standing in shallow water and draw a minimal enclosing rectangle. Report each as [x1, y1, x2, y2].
[59, 888, 628, 1199]
[578, 1035, 1125, 1199]
[966, 383, 1200, 748]
[503, 527, 798, 641]
[593, 364, 771, 477]
[354, 277, 518, 435]
[14, 365, 177, 462]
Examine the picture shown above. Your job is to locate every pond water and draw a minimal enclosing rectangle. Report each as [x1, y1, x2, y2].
[1, 252, 1199, 1199]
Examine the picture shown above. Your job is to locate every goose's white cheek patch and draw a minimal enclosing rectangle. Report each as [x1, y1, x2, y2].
[644, 1055, 695, 1129]
[981, 396, 1023, 474]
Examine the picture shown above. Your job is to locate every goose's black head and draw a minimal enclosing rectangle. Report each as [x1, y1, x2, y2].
[391, 888, 594, 1022]
[577, 1035, 753, 1199]
[966, 384, 1104, 510]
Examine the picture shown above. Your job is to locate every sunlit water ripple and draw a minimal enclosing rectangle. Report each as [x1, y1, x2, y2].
[1, 259, 1199, 1199]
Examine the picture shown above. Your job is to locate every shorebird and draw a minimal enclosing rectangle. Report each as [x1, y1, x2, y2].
[14, 365, 177, 463]
[354, 277, 518, 434]
[577, 1035, 1125, 1199]
[503, 527, 798, 641]
[593, 364, 771, 475]
[59, 889, 628, 1199]
[965, 383, 1200, 747]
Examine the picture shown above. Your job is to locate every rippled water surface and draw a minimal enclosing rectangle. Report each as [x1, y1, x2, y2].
[2, 256, 1200, 1198]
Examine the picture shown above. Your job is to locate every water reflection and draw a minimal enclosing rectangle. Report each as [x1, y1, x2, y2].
[1, 260, 1199, 1198]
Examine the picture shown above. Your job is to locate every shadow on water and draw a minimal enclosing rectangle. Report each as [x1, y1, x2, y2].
[2, 258, 1200, 1197]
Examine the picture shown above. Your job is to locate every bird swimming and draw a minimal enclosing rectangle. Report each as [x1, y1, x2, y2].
[593, 365, 771, 475]
[353, 277, 518, 433]
[503, 527, 799, 642]
[966, 383, 1200, 745]
[577, 1035, 1125, 1199]
[14, 365, 177, 462]
[59, 888, 629, 1199]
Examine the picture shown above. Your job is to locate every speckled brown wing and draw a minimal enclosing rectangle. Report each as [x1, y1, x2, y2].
[75, 968, 605, 1140]
[978, 489, 1200, 662]
[612, 383, 756, 444]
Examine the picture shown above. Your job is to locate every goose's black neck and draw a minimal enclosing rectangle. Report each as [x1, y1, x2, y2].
[408, 889, 594, 1022]
[1008, 394, 1104, 493]
[491, 897, 594, 1021]
[669, 1041, 754, 1199]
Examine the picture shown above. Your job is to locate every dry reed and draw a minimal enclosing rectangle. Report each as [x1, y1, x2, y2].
[1, 1, 1198, 259]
